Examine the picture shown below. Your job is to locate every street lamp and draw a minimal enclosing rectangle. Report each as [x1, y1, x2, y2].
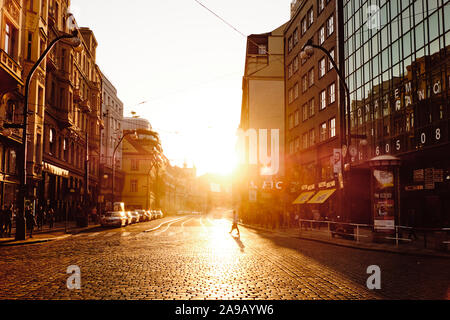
[299, 39, 351, 220]
[7, 19, 81, 240]
[112, 130, 137, 203]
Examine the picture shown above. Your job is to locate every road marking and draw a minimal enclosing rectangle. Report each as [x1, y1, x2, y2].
[121, 232, 130, 237]
[104, 232, 116, 237]
[144, 217, 186, 233]
[154, 217, 188, 235]
[88, 233, 100, 237]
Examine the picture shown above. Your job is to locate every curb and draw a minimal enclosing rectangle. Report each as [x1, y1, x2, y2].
[240, 223, 450, 259]
[0, 234, 71, 247]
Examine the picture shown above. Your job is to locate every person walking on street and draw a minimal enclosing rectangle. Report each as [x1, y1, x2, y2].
[25, 205, 36, 238]
[48, 208, 55, 229]
[37, 206, 44, 231]
[5, 204, 13, 237]
[229, 210, 240, 237]
[0, 205, 5, 237]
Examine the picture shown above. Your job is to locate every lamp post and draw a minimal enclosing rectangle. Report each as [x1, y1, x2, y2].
[6, 25, 81, 240]
[112, 130, 137, 203]
[300, 39, 351, 221]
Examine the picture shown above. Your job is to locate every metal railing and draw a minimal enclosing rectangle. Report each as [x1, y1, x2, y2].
[298, 219, 450, 251]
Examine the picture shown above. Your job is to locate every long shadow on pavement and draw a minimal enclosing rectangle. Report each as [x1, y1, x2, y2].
[247, 227, 450, 300]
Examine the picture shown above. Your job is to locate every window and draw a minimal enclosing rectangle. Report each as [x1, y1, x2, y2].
[63, 138, 68, 161]
[309, 129, 315, 146]
[294, 83, 299, 99]
[320, 122, 327, 141]
[294, 137, 300, 152]
[6, 101, 16, 122]
[318, 0, 325, 13]
[293, 28, 299, 45]
[4, 22, 17, 58]
[289, 114, 294, 130]
[328, 83, 335, 104]
[309, 98, 315, 117]
[328, 48, 335, 70]
[289, 140, 294, 154]
[27, 32, 32, 60]
[49, 128, 56, 154]
[327, 15, 334, 36]
[258, 45, 267, 54]
[303, 133, 308, 149]
[294, 109, 300, 126]
[301, 18, 307, 35]
[302, 75, 308, 92]
[308, 8, 314, 27]
[293, 56, 299, 72]
[37, 87, 44, 115]
[319, 26, 325, 44]
[288, 63, 293, 78]
[302, 103, 308, 121]
[320, 90, 326, 110]
[319, 58, 326, 78]
[130, 180, 138, 193]
[329, 118, 336, 138]
[288, 88, 294, 104]
[131, 159, 139, 171]
[308, 68, 314, 87]
[288, 36, 293, 52]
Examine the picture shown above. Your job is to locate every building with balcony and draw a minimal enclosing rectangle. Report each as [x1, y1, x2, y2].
[42, 5, 103, 220]
[0, 0, 24, 209]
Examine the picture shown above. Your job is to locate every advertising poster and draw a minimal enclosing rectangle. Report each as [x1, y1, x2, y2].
[373, 169, 396, 232]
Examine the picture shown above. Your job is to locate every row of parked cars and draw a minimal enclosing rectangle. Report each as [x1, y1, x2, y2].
[100, 209, 164, 228]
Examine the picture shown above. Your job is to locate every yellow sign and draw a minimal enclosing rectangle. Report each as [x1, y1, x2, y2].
[307, 189, 336, 204]
[292, 191, 315, 204]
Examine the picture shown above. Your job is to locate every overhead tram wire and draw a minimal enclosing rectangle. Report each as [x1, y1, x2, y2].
[192, 0, 285, 64]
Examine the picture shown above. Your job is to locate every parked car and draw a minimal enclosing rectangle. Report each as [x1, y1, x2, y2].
[100, 211, 128, 228]
[151, 210, 159, 219]
[135, 210, 148, 222]
[129, 211, 140, 224]
[154, 210, 164, 219]
[145, 210, 153, 221]
[124, 212, 133, 225]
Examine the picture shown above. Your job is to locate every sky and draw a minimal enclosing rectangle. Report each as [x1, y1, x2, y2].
[70, 0, 293, 176]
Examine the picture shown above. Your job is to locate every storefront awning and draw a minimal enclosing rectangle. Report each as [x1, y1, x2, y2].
[43, 162, 69, 177]
[292, 191, 315, 204]
[307, 189, 336, 204]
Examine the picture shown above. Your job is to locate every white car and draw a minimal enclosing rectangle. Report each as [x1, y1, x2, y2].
[100, 211, 128, 227]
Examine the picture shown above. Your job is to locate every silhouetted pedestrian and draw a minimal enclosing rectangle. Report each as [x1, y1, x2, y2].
[4, 204, 13, 237]
[229, 210, 240, 237]
[48, 208, 55, 229]
[25, 205, 36, 238]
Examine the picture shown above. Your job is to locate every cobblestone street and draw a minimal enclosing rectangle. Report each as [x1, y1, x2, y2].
[0, 210, 448, 300]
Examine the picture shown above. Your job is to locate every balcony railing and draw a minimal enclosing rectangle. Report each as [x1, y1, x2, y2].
[0, 49, 23, 83]
[80, 99, 91, 113]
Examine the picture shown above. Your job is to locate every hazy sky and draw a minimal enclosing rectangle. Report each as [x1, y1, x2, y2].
[70, 0, 293, 176]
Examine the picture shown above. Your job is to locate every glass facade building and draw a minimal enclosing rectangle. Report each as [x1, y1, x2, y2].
[343, 0, 450, 227]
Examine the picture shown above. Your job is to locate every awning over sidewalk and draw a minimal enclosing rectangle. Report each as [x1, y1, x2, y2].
[292, 191, 315, 204]
[307, 189, 336, 204]
[43, 162, 69, 178]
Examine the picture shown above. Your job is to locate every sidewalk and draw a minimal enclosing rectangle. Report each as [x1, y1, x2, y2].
[0, 221, 100, 247]
[240, 223, 450, 259]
